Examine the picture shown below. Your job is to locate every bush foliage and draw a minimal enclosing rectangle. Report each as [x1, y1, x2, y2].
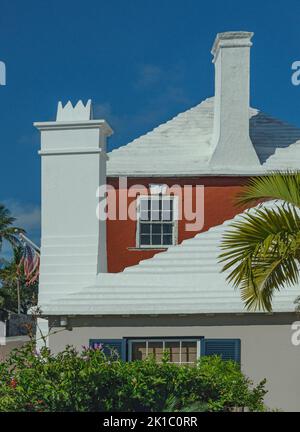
[0, 344, 267, 412]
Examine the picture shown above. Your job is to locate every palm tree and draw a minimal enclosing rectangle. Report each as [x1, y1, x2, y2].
[0, 246, 38, 314]
[219, 172, 300, 312]
[0, 247, 23, 313]
[0, 203, 24, 251]
[0, 204, 26, 314]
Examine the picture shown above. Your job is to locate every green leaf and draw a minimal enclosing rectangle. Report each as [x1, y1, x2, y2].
[220, 202, 300, 312]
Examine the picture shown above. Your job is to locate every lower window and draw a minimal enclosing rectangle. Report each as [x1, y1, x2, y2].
[89, 337, 241, 365]
[129, 339, 199, 365]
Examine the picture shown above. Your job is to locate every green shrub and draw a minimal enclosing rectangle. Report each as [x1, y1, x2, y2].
[0, 343, 267, 412]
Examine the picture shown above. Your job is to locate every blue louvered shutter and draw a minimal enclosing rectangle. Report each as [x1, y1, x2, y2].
[201, 339, 241, 364]
[89, 339, 127, 361]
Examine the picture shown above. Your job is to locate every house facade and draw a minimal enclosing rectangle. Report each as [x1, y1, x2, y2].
[35, 32, 300, 411]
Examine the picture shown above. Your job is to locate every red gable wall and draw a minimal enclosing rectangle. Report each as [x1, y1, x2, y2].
[106, 176, 249, 273]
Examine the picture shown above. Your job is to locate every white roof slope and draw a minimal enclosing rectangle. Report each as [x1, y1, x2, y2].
[107, 97, 300, 177]
[42, 201, 300, 316]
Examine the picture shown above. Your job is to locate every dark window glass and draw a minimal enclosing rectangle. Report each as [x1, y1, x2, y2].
[140, 234, 151, 245]
[163, 224, 173, 234]
[163, 235, 173, 245]
[152, 224, 162, 234]
[140, 224, 150, 234]
[152, 234, 162, 245]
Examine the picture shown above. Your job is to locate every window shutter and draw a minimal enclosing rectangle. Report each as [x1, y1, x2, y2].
[201, 339, 241, 364]
[89, 339, 127, 361]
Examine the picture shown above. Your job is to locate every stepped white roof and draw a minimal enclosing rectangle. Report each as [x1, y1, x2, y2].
[107, 97, 300, 177]
[41, 201, 300, 316]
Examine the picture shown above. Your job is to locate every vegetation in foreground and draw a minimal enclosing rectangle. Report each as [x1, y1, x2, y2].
[0, 343, 267, 412]
[220, 172, 300, 311]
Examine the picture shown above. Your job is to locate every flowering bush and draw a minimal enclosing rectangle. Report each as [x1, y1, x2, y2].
[0, 343, 267, 412]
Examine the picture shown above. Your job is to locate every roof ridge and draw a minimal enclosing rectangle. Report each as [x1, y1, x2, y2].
[107, 96, 300, 176]
[108, 97, 214, 157]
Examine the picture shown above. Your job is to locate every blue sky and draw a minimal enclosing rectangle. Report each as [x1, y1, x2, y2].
[1, 0, 300, 245]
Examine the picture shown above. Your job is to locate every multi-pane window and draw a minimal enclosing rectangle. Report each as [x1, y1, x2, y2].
[130, 339, 198, 365]
[138, 196, 176, 248]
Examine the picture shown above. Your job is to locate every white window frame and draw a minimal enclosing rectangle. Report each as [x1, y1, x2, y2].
[136, 195, 178, 249]
[128, 338, 201, 364]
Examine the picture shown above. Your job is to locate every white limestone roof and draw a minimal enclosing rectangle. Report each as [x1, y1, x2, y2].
[106, 97, 300, 177]
[41, 201, 300, 316]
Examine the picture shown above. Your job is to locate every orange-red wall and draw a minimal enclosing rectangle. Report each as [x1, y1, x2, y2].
[107, 177, 249, 273]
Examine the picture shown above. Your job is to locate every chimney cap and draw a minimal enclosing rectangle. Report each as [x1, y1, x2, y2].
[56, 99, 93, 122]
[212, 31, 254, 61]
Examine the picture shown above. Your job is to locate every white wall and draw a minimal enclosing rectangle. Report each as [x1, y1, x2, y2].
[34, 104, 113, 308]
[48, 316, 300, 412]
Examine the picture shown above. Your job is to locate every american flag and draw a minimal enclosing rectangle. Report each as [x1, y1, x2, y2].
[18, 234, 40, 286]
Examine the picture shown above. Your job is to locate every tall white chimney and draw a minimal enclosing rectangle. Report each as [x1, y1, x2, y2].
[209, 31, 260, 168]
[34, 100, 113, 309]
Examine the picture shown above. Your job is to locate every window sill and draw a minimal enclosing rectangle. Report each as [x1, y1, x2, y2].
[127, 247, 168, 251]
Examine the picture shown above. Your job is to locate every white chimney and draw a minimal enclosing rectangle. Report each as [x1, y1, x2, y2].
[34, 100, 113, 308]
[209, 31, 260, 168]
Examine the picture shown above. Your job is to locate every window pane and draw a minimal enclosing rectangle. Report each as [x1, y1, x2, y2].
[163, 224, 173, 234]
[140, 234, 151, 245]
[151, 234, 162, 245]
[148, 342, 164, 362]
[163, 235, 172, 245]
[162, 199, 172, 211]
[140, 199, 149, 211]
[151, 199, 160, 212]
[181, 342, 197, 364]
[151, 210, 161, 221]
[140, 223, 150, 234]
[140, 199, 150, 221]
[162, 211, 172, 221]
[152, 224, 162, 234]
[131, 342, 147, 361]
[165, 341, 180, 363]
[140, 211, 150, 221]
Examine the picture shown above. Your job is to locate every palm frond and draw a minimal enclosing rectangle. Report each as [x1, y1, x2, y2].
[1, 227, 25, 247]
[0, 203, 25, 252]
[236, 172, 300, 208]
[220, 204, 300, 311]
